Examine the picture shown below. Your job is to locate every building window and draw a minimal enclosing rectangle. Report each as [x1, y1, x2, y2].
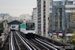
[68, 1, 73, 5]
[44, 15, 45, 18]
[43, 8, 45, 11]
[43, 33, 45, 36]
[44, 12, 45, 15]
[44, 29, 45, 32]
[43, 5, 45, 8]
[44, 23, 46, 25]
[44, 1, 45, 4]
[44, 18, 45, 21]
[50, 8, 52, 10]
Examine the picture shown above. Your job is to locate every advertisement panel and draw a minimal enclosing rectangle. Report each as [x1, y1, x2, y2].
[58, 33, 63, 36]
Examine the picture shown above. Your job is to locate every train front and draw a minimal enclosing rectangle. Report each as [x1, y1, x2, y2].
[25, 22, 35, 38]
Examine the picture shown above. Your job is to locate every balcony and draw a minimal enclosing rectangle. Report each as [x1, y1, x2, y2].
[65, 5, 75, 8]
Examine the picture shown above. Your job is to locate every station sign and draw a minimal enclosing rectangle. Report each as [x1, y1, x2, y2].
[58, 33, 63, 36]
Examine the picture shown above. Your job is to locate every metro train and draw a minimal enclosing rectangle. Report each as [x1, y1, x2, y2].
[10, 25, 19, 31]
[20, 21, 36, 38]
[20, 21, 35, 34]
[10, 20, 36, 38]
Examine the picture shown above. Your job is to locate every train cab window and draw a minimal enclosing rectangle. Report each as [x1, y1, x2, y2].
[26, 23, 35, 30]
[12, 26, 15, 28]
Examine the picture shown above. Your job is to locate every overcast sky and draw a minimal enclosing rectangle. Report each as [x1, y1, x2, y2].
[0, 0, 37, 17]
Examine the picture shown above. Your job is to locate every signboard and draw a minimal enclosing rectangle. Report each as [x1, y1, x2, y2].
[58, 33, 63, 36]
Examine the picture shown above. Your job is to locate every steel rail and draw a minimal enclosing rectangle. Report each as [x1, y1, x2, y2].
[17, 31, 37, 50]
[11, 31, 15, 50]
[14, 33, 21, 50]
[28, 39, 41, 50]
[23, 38, 36, 50]
[31, 39, 49, 50]
[15, 31, 32, 50]
[35, 38, 58, 50]
[37, 38, 63, 50]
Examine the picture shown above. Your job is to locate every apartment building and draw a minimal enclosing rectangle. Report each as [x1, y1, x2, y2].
[20, 14, 31, 21]
[37, 0, 50, 37]
[49, 0, 75, 33]
[32, 8, 38, 34]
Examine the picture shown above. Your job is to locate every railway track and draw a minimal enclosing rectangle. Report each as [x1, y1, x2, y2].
[13, 31, 28, 50]
[15, 31, 39, 50]
[18, 31, 48, 50]
[10, 31, 75, 50]
[28, 39, 58, 50]
[28, 39, 49, 50]
[36, 37, 62, 50]
[17, 31, 59, 50]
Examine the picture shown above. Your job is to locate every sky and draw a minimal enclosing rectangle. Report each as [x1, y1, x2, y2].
[0, 0, 37, 17]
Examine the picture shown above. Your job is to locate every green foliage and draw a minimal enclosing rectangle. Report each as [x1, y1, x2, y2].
[0, 30, 3, 36]
[2, 20, 8, 23]
[19, 20, 23, 22]
[70, 40, 75, 45]
[70, 27, 75, 29]
[69, 35, 75, 45]
[0, 22, 3, 36]
[0, 20, 8, 36]
[57, 36, 62, 40]
[5, 20, 8, 22]
[69, 35, 75, 41]
[0, 22, 3, 28]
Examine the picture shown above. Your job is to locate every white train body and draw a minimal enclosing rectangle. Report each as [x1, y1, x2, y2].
[10, 25, 19, 31]
[20, 21, 36, 34]
[20, 28, 35, 34]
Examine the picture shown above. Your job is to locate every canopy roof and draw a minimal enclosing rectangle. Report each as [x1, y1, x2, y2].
[8, 20, 22, 25]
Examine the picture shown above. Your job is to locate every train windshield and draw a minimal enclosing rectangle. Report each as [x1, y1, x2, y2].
[12, 26, 15, 28]
[26, 23, 35, 30]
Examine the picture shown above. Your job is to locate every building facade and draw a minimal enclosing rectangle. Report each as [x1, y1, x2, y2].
[32, 8, 38, 34]
[37, 0, 50, 37]
[20, 14, 31, 21]
[49, 0, 75, 33]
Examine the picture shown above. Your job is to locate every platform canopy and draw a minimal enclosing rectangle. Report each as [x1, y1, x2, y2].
[8, 20, 22, 25]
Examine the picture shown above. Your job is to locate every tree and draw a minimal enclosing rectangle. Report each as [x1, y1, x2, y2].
[19, 20, 23, 22]
[0, 21, 3, 36]
[69, 35, 75, 45]
[0, 20, 8, 36]
[57, 36, 62, 40]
